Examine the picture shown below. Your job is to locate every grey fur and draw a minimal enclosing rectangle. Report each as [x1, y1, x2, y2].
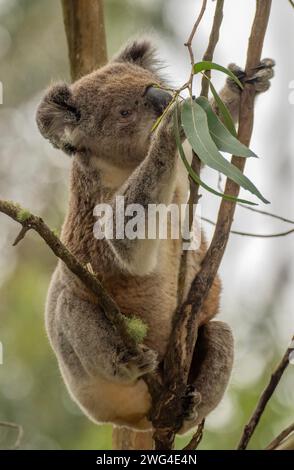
[36, 40, 274, 432]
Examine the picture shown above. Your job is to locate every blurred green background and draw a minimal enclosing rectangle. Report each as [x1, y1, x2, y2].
[0, 0, 293, 450]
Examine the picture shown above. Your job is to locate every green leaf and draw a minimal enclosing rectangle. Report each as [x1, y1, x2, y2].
[194, 61, 243, 89]
[196, 97, 258, 158]
[181, 99, 269, 204]
[209, 81, 237, 137]
[173, 105, 258, 205]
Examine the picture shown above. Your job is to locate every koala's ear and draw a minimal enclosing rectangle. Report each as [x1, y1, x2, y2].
[113, 39, 160, 72]
[36, 83, 81, 155]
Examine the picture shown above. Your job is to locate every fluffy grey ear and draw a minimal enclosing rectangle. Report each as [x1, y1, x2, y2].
[36, 83, 81, 155]
[113, 39, 160, 72]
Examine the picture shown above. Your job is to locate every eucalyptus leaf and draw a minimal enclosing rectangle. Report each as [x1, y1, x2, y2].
[209, 81, 237, 137]
[173, 105, 258, 205]
[181, 99, 269, 204]
[194, 61, 243, 89]
[196, 97, 258, 158]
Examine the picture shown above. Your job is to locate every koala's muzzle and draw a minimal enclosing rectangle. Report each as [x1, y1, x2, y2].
[145, 86, 172, 116]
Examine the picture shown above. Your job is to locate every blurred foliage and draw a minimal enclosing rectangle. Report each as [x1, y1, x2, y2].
[0, 0, 293, 450]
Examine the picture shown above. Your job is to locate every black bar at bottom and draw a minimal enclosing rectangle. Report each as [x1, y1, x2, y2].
[0, 450, 292, 466]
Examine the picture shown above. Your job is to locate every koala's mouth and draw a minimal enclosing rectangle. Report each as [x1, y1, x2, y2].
[144, 86, 172, 117]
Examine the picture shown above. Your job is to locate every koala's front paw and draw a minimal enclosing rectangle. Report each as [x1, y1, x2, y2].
[227, 58, 275, 94]
[157, 101, 185, 143]
[115, 345, 158, 382]
[182, 385, 202, 422]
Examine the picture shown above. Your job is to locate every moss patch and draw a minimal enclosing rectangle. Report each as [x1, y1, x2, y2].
[17, 208, 31, 222]
[123, 315, 148, 344]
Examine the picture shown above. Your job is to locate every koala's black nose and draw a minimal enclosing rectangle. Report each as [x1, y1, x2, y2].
[144, 86, 172, 116]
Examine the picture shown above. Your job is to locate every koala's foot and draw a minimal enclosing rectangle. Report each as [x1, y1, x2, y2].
[182, 385, 202, 422]
[227, 58, 275, 94]
[115, 344, 158, 382]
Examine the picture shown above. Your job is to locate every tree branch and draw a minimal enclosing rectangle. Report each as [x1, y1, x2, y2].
[151, 0, 272, 450]
[112, 428, 154, 450]
[0, 421, 23, 449]
[177, 0, 224, 307]
[202, 216, 294, 238]
[0, 200, 137, 353]
[61, 0, 107, 81]
[274, 432, 294, 450]
[237, 334, 294, 450]
[183, 419, 205, 450]
[200, 0, 224, 97]
[266, 422, 294, 450]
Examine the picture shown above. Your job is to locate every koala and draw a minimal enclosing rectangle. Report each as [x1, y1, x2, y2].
[36, 39, 274, 433]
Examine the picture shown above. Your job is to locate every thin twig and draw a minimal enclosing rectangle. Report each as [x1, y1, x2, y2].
[202, 217, 294, 238]
[0, 421, 24, 449]
[237, 334, 294, 450]
[239, 204, 294, 225]
[184, 0, 208, 71]
[266, 422, 294, 450]
[184, 0, 208, 216]
[12, 226, 30, 246]
[218, 177, 294, 225]
[183, 419, 205, 450]
[178, 0, 224, 306]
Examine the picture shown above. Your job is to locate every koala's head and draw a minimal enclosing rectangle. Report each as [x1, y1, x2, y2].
[36, 39, 172, 168]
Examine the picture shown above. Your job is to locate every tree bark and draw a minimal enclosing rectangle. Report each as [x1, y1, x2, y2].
[112, 428, 154, 450]
[61, 0, 107, 81]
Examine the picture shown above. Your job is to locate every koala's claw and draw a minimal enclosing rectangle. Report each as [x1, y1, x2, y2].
[182, 385, 202, 422]
[227, 58, 275, 94]
[227, 63, 246, 82]
[116, 345, 158, 382]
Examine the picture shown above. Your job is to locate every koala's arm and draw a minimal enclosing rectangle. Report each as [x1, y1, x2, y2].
[211, 59, 275, 122]
[103, 108, 180, 275]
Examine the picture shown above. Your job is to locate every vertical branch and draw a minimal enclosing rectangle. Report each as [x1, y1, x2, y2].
[200, 0, 224, 98]
[152, 0, 272, 450]
[177, 0, 224, 305]
[61, 0, 107, 81]
[112, 428, 154, 450]
[177, 0, 206, 306]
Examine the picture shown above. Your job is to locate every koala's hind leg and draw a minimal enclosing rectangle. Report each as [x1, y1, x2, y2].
[178, 321, 234, 435]
[51, 289, 158, 384]
[47, 288, 158, 428]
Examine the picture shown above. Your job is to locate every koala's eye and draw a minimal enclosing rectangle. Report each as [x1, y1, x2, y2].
[120, 110, 131, 117]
